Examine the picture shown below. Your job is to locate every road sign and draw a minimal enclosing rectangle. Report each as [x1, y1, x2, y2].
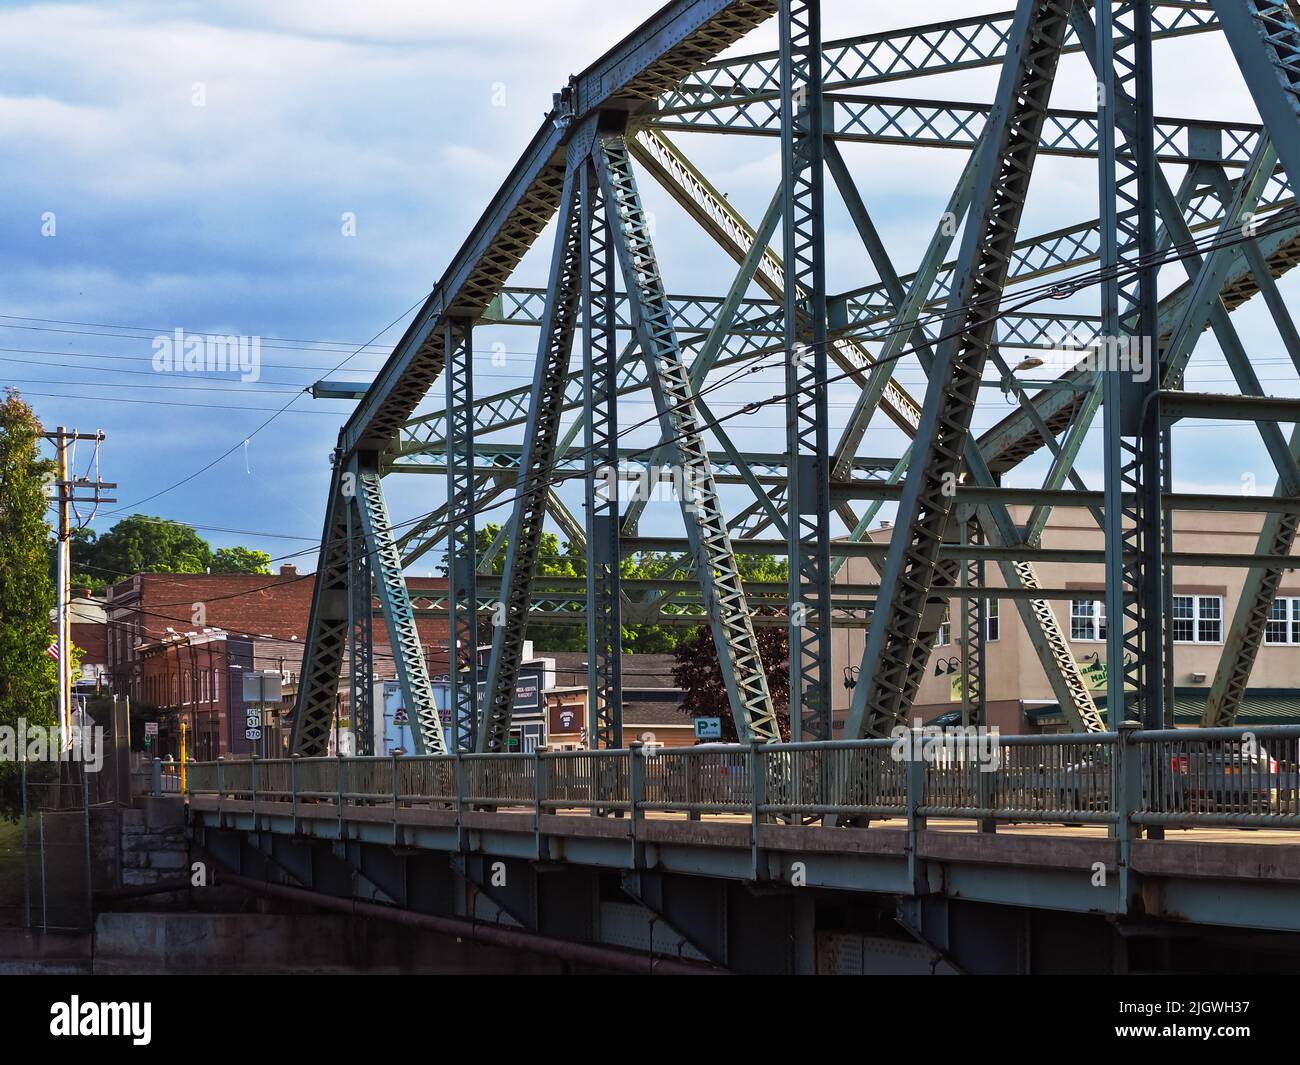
[245, 727, 262, 741]
[144, 721, 159, 736]
[694, 717, 722, 740]
[242, 671, 282, 704]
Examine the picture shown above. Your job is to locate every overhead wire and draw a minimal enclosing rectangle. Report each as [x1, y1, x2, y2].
[67, 194, 1300, 618]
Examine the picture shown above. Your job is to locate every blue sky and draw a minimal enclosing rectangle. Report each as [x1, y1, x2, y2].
[2, 1, 1295, 575]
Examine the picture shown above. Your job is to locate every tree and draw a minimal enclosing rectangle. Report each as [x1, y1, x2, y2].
[0, 391, 58, 817]
[67, 526, 104, 593]
[54, 515, 273, 589]
[211, 546, 271, 574]
[449, 528, 789, 657]
[672, 623, 791, 742]
[89, 514, 212, 578]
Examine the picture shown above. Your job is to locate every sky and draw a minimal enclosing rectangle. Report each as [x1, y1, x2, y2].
[1, 0, 1294, 578]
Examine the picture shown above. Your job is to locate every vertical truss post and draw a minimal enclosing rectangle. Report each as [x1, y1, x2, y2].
[846, 0, 1071, 739]
[291, 450, 351, 756]
[346, 496, 374, 754]
[354, 466, 447, 755]
[480, 163, 584, 752]
[1098, 0, 1164, 729]
[445, 319, 480, 752]
[959, 511, 986, 728]
[779, 0, 832, 741]
[593, 128, 780, 743]
[580, 157, 623, 749]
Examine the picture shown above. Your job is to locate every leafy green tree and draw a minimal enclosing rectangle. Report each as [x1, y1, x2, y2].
[81, 514, 212, 580]
[449, 526, 787, 658]
[0, 391, 58, 817]
[66, 526, 105, 592]
[54, 516, 272, 588]
[211, 546, 271, 574]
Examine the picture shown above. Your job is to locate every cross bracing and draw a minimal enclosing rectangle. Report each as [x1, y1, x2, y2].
[292, 0, 1300, 761]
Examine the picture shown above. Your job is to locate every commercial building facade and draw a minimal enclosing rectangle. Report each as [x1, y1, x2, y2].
[833, 507, 1300, 735]
[105, 567, 452, 755]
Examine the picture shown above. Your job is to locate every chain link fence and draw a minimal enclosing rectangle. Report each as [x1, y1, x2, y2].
[0, 761, 95, 931]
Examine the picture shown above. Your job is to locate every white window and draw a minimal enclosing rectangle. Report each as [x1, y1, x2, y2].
[1070, 599, 1106, 642]
[1266, 597, 1300, 645]
[1172, 595, 1223, 644]
[935, 600, 998, 644]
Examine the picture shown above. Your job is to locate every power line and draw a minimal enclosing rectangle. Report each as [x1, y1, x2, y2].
[47, 197, 1300, 621]
[98, 295, 433, 516]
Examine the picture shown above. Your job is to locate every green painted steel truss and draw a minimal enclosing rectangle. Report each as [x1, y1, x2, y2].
[292, 0, 1300, 757]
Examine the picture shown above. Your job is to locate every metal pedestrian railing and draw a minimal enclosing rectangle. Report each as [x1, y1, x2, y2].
[166, 723, 1300, 836]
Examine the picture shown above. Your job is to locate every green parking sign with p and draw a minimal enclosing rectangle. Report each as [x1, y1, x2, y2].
[694, 717, 722, 741]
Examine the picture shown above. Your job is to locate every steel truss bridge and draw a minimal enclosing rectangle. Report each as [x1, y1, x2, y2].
[288, 0, 1300, 771]
[185, 723, 1300, 973]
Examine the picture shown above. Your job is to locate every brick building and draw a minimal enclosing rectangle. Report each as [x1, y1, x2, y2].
[105, 566, 452, 753]
[106, 565, 315, 697]
[52, 587, 110, 693]
[138, 630, 302, 760]
[543, 652, 695, 748]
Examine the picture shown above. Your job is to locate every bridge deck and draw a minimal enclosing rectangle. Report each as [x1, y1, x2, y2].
[187, 794, 1300, 934]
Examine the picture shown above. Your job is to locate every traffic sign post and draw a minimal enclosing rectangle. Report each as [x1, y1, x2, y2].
[242, 672, 282, 757]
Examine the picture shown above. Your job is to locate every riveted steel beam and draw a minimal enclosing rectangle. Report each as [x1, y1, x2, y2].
[581, 156, 623, 749]
[594, 129, 780, 743]
[655, 95, 1261, 168]
[354, 466, 447, 756]
[1096, 0, 1165, 730]
[444, 319, 479, 753]
[1211, 1, 1300, 187]
[780, 0, 833, 741]
[479, 164, 584, 753]
[662, 4, 1218, 112]
[345, 495, 374, 755]
[847, 0, 1072, 739]
[291, 452, 352, 756]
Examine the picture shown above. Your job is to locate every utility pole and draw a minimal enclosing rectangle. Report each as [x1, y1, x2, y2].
[43, 427, 115, 750]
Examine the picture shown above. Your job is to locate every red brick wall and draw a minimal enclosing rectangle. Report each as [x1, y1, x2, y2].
[70, 621, 106, 667]
[106, 570, 450, 697]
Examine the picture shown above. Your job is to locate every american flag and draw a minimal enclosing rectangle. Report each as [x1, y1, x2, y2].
[46, 643, 59, 661]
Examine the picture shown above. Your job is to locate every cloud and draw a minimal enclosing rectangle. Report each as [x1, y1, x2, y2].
[0, 1, 1280, 560]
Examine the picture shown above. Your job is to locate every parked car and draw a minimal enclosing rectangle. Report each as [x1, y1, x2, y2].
[1169, 742, 1278, 812]
[1050, 749, 1112, 813]
[1050, 742, 1281, 815]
